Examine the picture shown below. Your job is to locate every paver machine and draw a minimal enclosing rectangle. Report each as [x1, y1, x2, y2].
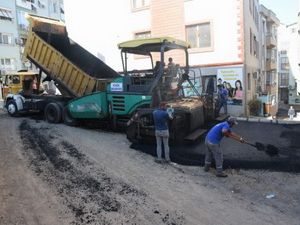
[119, 37, 216, 144]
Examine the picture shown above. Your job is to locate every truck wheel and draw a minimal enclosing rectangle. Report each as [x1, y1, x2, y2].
[63, 106, 78, 126]
[6, 100, 18, 117]
[45, 103, 62, 123]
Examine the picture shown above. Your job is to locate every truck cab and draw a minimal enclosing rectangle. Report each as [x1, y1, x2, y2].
[1, 71, 38, 100]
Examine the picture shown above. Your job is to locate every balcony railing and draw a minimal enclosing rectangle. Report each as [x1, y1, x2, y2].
[266, 59, 276, 71]
[266, 34, 277, 48]
[279, 79, 289, 87]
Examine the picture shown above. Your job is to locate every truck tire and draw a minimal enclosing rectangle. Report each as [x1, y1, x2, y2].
[62, 106, 78, 126]
[6, 100, 18, 117]
[45, 103, 62, 123]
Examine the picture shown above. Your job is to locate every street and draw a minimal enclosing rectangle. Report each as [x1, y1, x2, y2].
[0, 111, 300, 225]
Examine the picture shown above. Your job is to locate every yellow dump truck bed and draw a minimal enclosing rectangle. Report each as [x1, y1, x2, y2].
[23, 14, 120, 97]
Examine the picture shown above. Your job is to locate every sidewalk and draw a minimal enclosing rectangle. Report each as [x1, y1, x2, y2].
[237, 114, 300, 124]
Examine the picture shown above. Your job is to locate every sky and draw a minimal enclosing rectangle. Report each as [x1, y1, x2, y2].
[63, 0, 131, 70]
[260, 0, 299, 25]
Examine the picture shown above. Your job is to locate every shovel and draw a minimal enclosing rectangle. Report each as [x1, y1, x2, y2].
[244, 140, 279, 157]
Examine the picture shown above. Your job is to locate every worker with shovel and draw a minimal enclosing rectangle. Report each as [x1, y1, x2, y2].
[204, 117, 244, 177]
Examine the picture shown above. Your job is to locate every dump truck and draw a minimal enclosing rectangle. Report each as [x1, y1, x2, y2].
[5, 14, 120, 123]
[5, 14, 219, 143]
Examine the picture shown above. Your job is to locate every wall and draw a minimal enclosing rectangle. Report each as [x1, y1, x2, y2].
[184, 0, 241, 66]
[243, 0, 260, 109]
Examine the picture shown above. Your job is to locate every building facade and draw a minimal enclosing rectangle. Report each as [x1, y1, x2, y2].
[0, 0, 64, 76]
[0, 0, 20, 75]
[114, 0, 276, 116]
[259, 5, 280, 116]
[278, 23, 300, 105]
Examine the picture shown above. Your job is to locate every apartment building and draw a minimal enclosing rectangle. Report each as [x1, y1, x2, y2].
[259, 5, 280, 116]
[0, 0, 64, 75]
[278, 23, 300, 105]
[0, 1, 20, 75]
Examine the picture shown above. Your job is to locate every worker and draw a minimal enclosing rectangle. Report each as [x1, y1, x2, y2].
[32, 77, 38, 94]
[153, 102, 173, 163]
[167, 57, 177, 77]
[153, 61, 161, 76]
[204, 117, 244, 177]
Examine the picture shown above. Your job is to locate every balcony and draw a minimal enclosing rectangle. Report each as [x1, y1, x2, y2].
[266, 34, 276, 48]
[279, 79, 289, 88]
[266, 59, 276, 71]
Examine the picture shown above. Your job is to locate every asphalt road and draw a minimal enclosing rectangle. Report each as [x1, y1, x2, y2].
[131, 121, 300, 172]
[1, 112, 300, 225]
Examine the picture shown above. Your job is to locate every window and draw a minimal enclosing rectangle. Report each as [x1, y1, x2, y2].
[253, 35, 257, 57]
[247, 73, 251, 90]
[279, 73, 289, 86]
[254, 6, 259, 28]
[281, 57, 290, 70]
[134, 31, 151, 39]
[0, 58, 16, 71]
[0, 8, 13, 21]
[31, 4, 37, 12]
[250, 29, 252, 54]
[38, 0, 45, 8]
[17, 11, 29, 31]
[280, 50, 287, 55]
[132, 0, 150, 10]
[249, 0, 253, 14]
[266, 71, 276, 85]
[53, 2, 57, 13]
[0, 33, 13, 45]
[186, 22, 212, 49]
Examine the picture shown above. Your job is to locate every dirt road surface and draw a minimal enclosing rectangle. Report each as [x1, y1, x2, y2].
[0, 111, 299, 225]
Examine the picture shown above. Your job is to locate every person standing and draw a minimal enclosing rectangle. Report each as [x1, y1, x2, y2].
[204, 117, 244, 177]
[167, 57, 177, 77]
[153, 61, 161, 76]
[217, 85, 228, 116]
[153, 102, 173, 163]
[288, 106, 295, 120]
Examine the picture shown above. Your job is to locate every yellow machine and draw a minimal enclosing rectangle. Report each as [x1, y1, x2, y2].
[1, 71, 38, 99]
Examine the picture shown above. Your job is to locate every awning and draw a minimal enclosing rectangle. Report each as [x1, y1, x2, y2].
[0, 8, 13, 20]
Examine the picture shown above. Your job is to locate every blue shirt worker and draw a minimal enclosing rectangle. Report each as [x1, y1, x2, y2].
[204, 117, 244, 177]
[153, 102, 173, 163]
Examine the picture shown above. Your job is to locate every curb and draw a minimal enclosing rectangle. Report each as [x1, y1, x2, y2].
[0, 100, 4, 109]
[236, 117, 300, 125]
